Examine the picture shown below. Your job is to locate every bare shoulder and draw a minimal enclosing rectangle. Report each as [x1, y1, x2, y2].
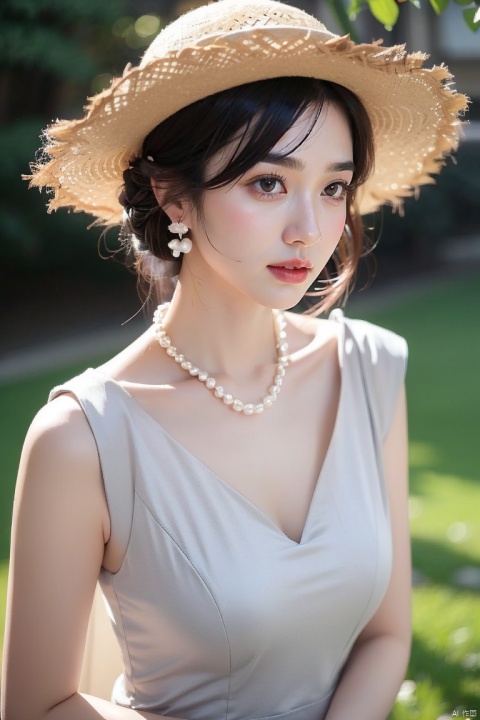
[18, 394, 109, 539]
[26, 393, 98, 464]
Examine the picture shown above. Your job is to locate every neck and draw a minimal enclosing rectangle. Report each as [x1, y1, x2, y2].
[160, 287, 280, 379]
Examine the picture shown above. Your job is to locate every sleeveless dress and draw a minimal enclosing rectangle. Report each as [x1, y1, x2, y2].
[49, 312, 407, 720]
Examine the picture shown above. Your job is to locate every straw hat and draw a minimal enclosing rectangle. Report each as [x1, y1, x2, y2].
[28, 0, 468, 225]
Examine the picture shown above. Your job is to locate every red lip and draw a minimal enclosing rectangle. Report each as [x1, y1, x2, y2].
[267, 265, 311, 284]
[268, 258, 313, 270]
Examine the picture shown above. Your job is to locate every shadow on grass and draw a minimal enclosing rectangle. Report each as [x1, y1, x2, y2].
[412, 536, 480, 590]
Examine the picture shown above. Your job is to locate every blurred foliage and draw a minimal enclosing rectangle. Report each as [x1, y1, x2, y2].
[0, 0, 129, 114]
[0, 0, 165, 296]
[345, 0, 480, 34]
[1, 2, 128, 81]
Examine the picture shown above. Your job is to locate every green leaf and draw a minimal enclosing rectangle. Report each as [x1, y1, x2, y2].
[429, 0, 450, 13]
[463, 5, 480, 26]
[453, 0, 473, 6]
[367, 0, 400, 28]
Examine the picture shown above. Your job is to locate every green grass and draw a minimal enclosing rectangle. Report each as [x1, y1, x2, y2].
[1, 273, 479, 719]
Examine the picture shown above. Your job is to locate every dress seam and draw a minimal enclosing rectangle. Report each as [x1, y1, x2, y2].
[109, 574, 136, 704]
[102, 503, 139, 705]
[135, 492, 232, 718]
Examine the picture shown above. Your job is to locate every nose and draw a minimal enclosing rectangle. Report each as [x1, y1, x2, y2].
[282, 199, 320, 247]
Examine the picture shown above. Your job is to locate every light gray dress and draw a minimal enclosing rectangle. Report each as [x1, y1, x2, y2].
[50, 312, 407, 719]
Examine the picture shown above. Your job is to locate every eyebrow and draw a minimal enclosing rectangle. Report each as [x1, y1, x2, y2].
[263, 154, 355, 174]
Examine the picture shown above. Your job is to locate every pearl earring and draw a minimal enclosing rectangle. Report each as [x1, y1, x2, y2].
[167, 221, 192, 258]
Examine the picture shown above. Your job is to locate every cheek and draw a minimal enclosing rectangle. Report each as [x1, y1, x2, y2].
[334, 212, 347, 237]
[324, 207, 347, 244]
[202, 194, 272, 249]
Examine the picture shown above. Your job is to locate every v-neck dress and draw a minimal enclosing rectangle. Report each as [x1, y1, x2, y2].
[49, 312, 407, 720]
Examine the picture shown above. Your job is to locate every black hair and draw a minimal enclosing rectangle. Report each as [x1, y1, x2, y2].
[119, 76, 374, 313]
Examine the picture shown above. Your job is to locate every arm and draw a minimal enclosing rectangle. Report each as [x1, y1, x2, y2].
[1, 396, 182, 720]
[325, 385, 411, 720]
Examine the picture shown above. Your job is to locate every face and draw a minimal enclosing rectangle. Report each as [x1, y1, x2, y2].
[180, 102, 354, 310]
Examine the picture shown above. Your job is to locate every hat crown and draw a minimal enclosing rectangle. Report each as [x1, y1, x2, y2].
[141, 0, 334, 66]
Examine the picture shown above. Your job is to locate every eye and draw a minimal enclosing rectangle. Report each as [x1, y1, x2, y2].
[323, 182, 349, 200]
[250, 174, 286, 196]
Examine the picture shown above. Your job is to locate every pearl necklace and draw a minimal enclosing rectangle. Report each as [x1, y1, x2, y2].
[152, 303, 289, 415]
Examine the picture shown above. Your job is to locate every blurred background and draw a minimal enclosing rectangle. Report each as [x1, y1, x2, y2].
[0, 1, 479, 718]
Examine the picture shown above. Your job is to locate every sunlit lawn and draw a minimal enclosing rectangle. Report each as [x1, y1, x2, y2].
[1, 272, 479, 719]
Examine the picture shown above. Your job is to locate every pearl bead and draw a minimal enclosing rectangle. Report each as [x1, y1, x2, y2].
[152, 303, 289, 416]
[178, 238, 192, 253]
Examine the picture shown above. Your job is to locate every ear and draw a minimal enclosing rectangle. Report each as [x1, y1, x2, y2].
[150, 179, 193, 228]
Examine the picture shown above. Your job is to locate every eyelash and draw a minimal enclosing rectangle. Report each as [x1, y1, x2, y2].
[249, 174, 352, 201]
[323, 181, 351, 201]
[250, 172, 287, 198]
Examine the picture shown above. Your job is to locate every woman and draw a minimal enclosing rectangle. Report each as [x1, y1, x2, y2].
[2, 1, 468, 719]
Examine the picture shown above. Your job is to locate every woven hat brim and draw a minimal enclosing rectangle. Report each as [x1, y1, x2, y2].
[29, 27, 468, 225]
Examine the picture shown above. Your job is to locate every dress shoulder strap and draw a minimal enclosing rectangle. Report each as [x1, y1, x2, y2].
[330, 309, 408, 444]
[49, 368, 134, 571]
